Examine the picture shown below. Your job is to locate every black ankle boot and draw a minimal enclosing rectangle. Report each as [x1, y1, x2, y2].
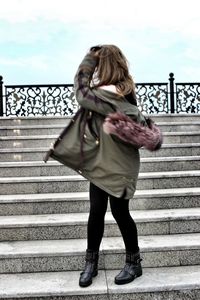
[79, 249, 99, 287]
[115, 250, 142, 285]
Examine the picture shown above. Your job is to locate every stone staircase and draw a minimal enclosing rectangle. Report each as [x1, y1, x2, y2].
[0, 114, 200, 300]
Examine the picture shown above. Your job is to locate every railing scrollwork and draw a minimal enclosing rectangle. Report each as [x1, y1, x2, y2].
[176, 83, 200, 113]
[0, 73, 199, 116]
[4, 84, 78, 117]
[136, 83, 169, 114]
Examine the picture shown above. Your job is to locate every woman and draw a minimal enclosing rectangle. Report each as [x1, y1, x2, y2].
[73, 44, 148, 288]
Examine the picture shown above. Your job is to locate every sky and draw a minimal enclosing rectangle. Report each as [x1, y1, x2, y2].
[0, 0, 200, 85]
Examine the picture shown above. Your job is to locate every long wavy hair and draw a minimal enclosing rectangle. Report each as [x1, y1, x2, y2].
[91, 44, 136, 102]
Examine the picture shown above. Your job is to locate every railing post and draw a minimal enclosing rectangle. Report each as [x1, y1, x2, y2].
[0, 76, 3, 116]
[169, 72, 175, 113]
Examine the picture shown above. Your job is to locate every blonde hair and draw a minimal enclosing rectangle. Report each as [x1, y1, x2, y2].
[91, 44, 135, 96]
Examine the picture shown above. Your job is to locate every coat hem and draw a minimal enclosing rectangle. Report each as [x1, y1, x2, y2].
[79, 170, 136, 199]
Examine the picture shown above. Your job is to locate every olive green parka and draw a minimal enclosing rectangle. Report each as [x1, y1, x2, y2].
[72, 52, 147, 199]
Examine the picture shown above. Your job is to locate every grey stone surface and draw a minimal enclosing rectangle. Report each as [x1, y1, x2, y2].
[0, 208, 199, 240]
[0, 187, 199, 215]
[140, 157, 200, 172]
[102, 233, 200, 253]
[0, 126, 64, 137]
[149, 170, 200, 190]
[106, 265, 200, 294]
[0, 270, 108, 298]
[140, 143, 200, 158]
[0, 192, 89, 215]
[0, 149, 47, 162]
[170, 220, 200, 234]
[1, 132, 199, 149]
[158, 123, 200, 132]
[0, 176, 89, 195]
[163, 132, 200, 144]
[0, 233, 200, 273]
[0, 188, 199, 216]
[0, 266, 199, 299]
[0, 225, 88, 241]
[131, 194, 200, 210]
[0, 296, 109, 300]
[1, 144, 200, 161]
[0, 201, 90, 216]
[0, 113, 199, 125]
[1, 170, 200, 195]
[0, 163, 76, 177]
[109, 290, 200, 300]
[0, 116, 71, 126]
[0, 114, 200, 299]
[1, 156, 200, 177]
[1, 249, 200, 274]
[0, 135, 56, 148]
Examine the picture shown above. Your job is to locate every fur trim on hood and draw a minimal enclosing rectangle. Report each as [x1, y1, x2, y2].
[103, 111, 163, 151]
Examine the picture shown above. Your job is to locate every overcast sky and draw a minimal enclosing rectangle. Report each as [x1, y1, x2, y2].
[0, 0, 200, 85]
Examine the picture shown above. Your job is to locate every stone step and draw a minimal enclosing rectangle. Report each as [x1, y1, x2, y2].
[0, 147, 47, 162]
[0, 116, 71, 126]
[163, 131, 200, 143]
[150, 113, 200, 122]
[157, 121, 200, 132]
[0, 187, 199, 216]
[0, 265, 199, 299]
[0, 113, 199, 126]
[0, 233, 199, 273]
[1, 143, 200, 161]
[0, 171, 200, 194]
[0, 208, 199, 241]
[140, 156, 200, 172]
[0, 124, 66, 137]
[143, 143, 200, 157]
[1, 156, 200, 177]
[1, 121, 200, 136]
[0, 132, 199, 148]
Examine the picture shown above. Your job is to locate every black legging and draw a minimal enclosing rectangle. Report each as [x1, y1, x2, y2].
[87, 182, 139, 253]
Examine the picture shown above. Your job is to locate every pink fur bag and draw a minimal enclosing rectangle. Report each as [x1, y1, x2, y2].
[103, 111, 163, 151]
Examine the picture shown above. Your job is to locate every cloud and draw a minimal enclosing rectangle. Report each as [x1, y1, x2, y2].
[0, 0, 200, 84]
[0, 55, 48, 69]
[0, 0, 200, 32]
[180, 66, 200, 82]
[184, 46, 200, 62]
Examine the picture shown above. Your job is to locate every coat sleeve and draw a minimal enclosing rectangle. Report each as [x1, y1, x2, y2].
[74, 53, 115, 116]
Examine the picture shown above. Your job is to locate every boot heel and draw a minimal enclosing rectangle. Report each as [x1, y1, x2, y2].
[92, 270, 98, 277]
[136, 268, 142, 277]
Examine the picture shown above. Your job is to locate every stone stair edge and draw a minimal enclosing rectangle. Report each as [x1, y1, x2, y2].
[0, 233, 200, 258]
[2, 120, 200, 129]
[0, 187, 200, 203]
[1, 131, 200, 140]
[0, 207, 199, 227]
[0, 266, 199, 299]
[0, 124, 67, 130]
[0, 113, 199, 119]
[0, 116, 72, 120]
[1, 170, 200, 183]
[1, 155, 200, 167]
[1, 143, 200, 153]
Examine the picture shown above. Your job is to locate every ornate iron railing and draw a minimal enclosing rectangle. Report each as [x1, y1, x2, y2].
[176, 83, 200, 113]
[136, 82, 169, 114]
[0, 73, 200, 116]
[4, 84, 78, 117]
